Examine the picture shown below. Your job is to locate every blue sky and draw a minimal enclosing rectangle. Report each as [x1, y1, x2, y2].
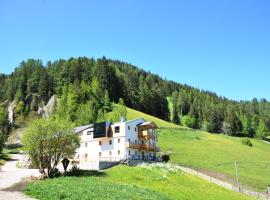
[0, 0, 270, 101]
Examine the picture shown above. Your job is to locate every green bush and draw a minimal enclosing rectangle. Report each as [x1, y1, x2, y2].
[241, 137, 253, 147]
[65, 165, 81, 176]
[49, 168, 61, 178]
[182, 115, 197, 129]
[161, 154, 170, 162]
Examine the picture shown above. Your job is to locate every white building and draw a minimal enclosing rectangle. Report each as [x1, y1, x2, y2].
[74, 118, 159, 169]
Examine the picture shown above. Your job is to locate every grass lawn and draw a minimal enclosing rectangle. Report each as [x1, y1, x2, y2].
[23, 165, 254, 200]
[158, 128, 270, 191]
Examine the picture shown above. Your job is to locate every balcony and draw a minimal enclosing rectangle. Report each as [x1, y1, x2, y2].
[138, 130, 157, 139]
[126, 142, 159, 152]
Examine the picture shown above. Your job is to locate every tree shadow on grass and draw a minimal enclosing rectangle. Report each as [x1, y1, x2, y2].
[0, 154, 12, 162]
[64, 169, 107, 177]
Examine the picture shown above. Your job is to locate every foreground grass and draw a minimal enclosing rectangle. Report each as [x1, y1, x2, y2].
[158, 128, 270, 191]
[24, 165, 253, 200]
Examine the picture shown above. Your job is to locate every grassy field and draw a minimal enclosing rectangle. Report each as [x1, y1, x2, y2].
[158, 128, 270, 191]
[126, 107, 180, 128]
[127, 107, 270, 191]
[24, 165, 254, 200]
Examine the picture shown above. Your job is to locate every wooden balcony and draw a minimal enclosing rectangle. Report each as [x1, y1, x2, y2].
[126, 142, 159, 152]
[138, 130, 157, 140]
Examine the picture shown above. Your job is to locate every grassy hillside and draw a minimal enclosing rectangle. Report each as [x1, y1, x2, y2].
[127, 107, 270, 192]
[24, 165, 253, 200]
[126, 107, 180, 128]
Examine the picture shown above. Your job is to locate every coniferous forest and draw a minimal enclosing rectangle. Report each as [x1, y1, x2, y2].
[0, 56, 270, 141]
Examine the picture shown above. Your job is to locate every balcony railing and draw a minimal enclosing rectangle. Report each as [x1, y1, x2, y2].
[127, 155, 161, 162]
[126, 142, 159, 152]
[138, 130, 157, 140]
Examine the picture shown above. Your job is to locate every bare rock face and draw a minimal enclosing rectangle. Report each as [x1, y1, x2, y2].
[8, 101, 15, 125]
[37, 95, 58, 118]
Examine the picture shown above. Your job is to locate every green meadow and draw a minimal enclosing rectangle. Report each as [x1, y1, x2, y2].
[127, 107, 270, 192]
[24, 165, 254, 200]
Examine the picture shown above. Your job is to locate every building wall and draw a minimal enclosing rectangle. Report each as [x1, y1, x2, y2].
[76, 118, 158, 169]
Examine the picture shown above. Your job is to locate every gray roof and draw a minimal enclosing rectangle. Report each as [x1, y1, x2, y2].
[122, 118, 145, 124]
[74, 124, 92, 134]
[139, 121, 152, 126]
[138, 121, 158, 128]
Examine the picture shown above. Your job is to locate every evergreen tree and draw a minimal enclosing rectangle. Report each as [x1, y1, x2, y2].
[172, 105, 180, 125]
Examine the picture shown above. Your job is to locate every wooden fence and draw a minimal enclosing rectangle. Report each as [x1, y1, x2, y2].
[177, 165, 269, 199]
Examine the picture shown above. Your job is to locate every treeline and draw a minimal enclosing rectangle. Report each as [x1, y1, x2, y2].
[0, 56, 270, 138]
[171, 89, 270, 138]
[0, 57, 169, 121]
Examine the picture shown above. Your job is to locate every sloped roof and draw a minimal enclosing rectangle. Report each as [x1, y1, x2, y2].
[138, 121, 158, 128]
[74, 124, 92, 134]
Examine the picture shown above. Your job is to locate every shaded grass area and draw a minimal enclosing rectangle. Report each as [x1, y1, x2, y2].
[23, 165, 253, 200]
[0, 153, 12, 165]
[158, 128, 270, 191]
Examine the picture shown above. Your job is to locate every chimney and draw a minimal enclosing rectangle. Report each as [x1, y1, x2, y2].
[120, 116, 126, 122]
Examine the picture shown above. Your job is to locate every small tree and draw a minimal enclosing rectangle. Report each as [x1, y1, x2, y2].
[23, 118, 80, 178]
[0, 106, 8, 153]
[182, 115, 197, 129]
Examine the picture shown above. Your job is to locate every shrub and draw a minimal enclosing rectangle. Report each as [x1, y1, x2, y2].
[49, 168, 61, 178]
[161, 154, 170, 162]
[241, 137, 253, 147]
[65, 165, 81, 176]
[182, 115, 197, 129]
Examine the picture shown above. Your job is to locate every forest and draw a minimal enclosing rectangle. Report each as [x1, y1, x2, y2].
[0, 56, 270, 145]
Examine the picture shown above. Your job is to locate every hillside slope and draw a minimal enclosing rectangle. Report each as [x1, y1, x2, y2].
[127, 107, 270, 192]
[126, 107, 180, 128]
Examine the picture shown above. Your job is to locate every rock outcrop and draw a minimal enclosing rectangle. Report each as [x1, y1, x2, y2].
[37, 95, 58, 118]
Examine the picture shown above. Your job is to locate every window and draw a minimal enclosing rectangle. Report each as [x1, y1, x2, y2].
[85, 153, 88, 159]
[118, 138, 120, 143]
[118, 150, 120, 155]
[128, 139, 130, 143]
[99, 141, 102, 146]
[135, 139, 137, 144]
[115, 126, 120, 133]
[109, 140, 112, 145]
[109, 151, 112, 156]
[85, 143, 88, 147]
[99, 152, 102, 156]
[128, 125, 130, 130]
[87, 131, 93, 135]
[129, 150, 131, 155]
[135, 151, 137, 156]
[141, 140, 144, 144]
[135, 127, 137, 131]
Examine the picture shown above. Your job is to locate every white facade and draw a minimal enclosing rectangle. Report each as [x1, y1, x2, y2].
[74, 118, 159, 169]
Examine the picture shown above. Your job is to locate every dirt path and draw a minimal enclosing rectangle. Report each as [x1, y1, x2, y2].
[0, 154, 40, 200]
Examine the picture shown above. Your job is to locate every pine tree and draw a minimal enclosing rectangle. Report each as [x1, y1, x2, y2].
[172, 105, 180, 125]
